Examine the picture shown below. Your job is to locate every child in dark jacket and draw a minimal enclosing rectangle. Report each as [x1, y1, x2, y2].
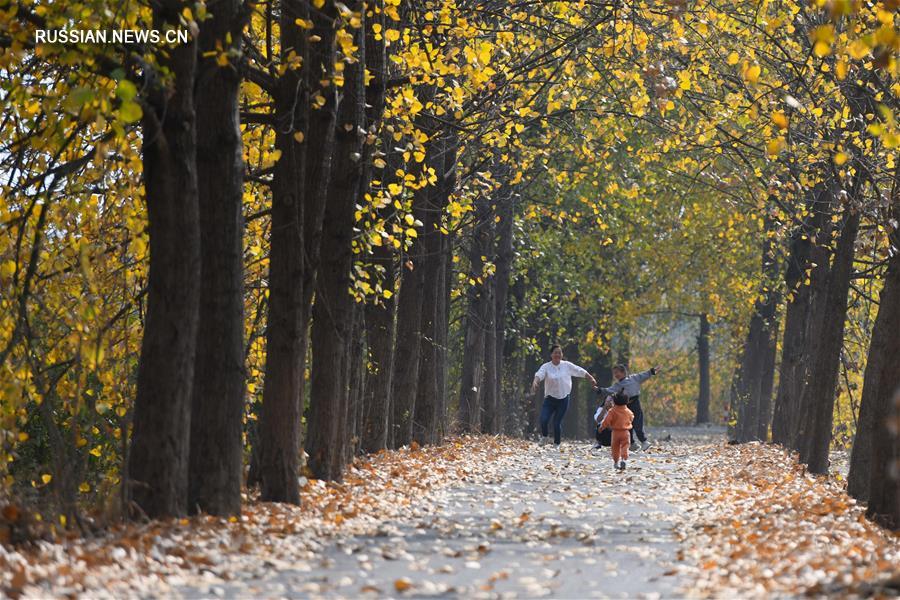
[597, 393, 635, 471]
[592, 396, 613, 449]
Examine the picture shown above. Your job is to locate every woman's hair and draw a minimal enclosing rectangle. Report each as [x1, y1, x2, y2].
[549, 344, 562, 355]
[613, 392, 629, 406]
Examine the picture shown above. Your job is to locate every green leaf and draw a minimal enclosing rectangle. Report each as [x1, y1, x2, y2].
[116, 79, 137, 103]
[118, 100, 143, 124]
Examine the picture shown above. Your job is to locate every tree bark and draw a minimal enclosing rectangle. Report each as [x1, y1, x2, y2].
[361, 263, 395, 452]
[345, 305, 367, 462]
[696, 313, 711, 425]
[731, 215, 780, 442]
[128, 2, 200, 519]
[850, 167, 900, 522]
[258, 0, 309, 505]
[390, 242, 426, 447]
[305, 4, 365, 481]
[756, 313, 779, 441]
[188, 0, 246, 517]
[457, 192, 495, 433]
[295, 0, 340, 416]
[771, 188, 830, 447]
[492, 189, 516, 434]
[358, 0, 395, 454]
[797, 203, 860, 474]
[434, 215, 453, 442]
[413, 135, 454, 445]
[480, 277, 499, 433]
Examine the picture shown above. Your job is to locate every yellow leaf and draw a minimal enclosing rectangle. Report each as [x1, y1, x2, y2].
[0, 260, 16, 278]
[17, 432, 28, 442]
[41, 474, 52, 484]
[382, 289, 393, 299]
[294, 131, 305, 143]
[79, 482, 91, 493]
[373, 158, 387, 169]
[835, 60, 848, 80]
[405, 228, 417, 238]
[312, 0, 325, 8]
[834, 151, 849, 165]
[385, 29, 400, 42]
[772, 112, 788, 130]
[847, 39, 871, 60]
[813, 40, 831, 57]
[726, 52, 739, 65]
[394, 579, 413, 592]
[743, 64, 761, 84]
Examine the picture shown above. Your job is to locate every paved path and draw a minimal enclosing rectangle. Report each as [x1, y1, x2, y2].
[182, 427, 723, 599]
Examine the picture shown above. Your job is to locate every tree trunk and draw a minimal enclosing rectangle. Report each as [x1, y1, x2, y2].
[258, 1, 309, 505]
[771, 188, 830, 447]
[850, 241, 900, 509]
[390, 169, 431, 447]
[457, 192, 494, 433]
[435, 216, 453, 442]
[413, 135, 454, 446]
[731, 215, 780, 442]
[851, 167, 900, 521]
[696, 313, 711, 425]
[390, 245, 426, 447]
[188, 0, 246, 517]
[361, 265, 395, 452]
[797, 204, 859, 474]
[305, 6, 365, 480]
[358, 0, 394, 454]
[128, 5, 200, 519]
[561, 342, 582, 439]
[493, 189, 516, 434]
[296, 0, 340, 403]
[480, 277, 498, 433]
[756, 314, 779, 441]
[345, 305, 367, 462]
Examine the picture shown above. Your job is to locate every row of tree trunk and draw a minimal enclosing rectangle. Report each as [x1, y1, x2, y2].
[128, 0, 246, 518]
[731, 173, 899, 528]
[126, 0, 529, 519]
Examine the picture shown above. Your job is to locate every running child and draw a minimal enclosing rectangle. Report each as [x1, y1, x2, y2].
[597, 393, 634, 471]
[595, 364, 660, 451]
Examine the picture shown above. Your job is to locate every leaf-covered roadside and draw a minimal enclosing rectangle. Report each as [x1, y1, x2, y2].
[0, 436, 521, 598]
[675, 442, 900, 597]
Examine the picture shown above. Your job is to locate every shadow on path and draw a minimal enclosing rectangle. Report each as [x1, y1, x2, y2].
[181, 427, 725, 598]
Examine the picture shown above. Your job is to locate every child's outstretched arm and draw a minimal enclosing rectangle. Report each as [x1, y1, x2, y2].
[598, 412, 612, 432]
[597, 380, 624, 396]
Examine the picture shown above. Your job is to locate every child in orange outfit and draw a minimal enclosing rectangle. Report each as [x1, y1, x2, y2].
[597, 393, 635, 471]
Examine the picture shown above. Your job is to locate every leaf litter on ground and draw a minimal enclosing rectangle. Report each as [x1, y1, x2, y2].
[2, 432, 899, 598]
[0, 436, 520, 598]
[673, 440, 900, 598]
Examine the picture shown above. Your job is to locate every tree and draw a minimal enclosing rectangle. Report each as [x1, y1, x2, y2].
[306, 3, 366, 480]
[188, 0, 247, 517]
[256, 0, 311, 505]
[849, 164, 900, 527]
[696, 313, 711, 425]
[128, 0, 201, 519]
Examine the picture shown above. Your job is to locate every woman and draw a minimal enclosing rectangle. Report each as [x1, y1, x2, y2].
[531, 345, 597, 447]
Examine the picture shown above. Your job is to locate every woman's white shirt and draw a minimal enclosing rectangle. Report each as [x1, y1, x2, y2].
[534, 360, 589, 399]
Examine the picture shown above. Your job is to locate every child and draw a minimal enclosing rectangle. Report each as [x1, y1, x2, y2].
[592, 395, 613, 450]
[597, 393, 634, 471]
[595, 364, 660, 452]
